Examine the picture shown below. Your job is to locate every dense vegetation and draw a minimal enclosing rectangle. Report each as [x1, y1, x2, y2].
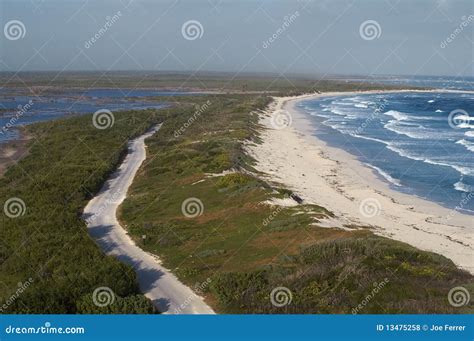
[0, 109, 165, 313]
[119, 93, 473, 314]
[0, 71, 421, 95]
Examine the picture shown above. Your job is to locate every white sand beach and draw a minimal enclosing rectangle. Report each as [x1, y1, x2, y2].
[247, 92, 474, 274]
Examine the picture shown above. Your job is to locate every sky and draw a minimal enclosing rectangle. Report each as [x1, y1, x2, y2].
[0, 0, 473, 77]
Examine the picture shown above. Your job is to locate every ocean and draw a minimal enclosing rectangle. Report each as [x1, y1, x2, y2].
[298, 81, 474, 215]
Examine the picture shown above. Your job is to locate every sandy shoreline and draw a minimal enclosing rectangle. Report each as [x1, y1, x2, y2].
[247, 91, 473, 274]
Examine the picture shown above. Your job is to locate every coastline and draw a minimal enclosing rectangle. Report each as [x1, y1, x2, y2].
[247, 91, 474, 274]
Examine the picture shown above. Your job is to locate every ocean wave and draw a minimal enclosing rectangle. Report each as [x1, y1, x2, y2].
[366, 164, 401, 186]
[435, 109, 444, 113]
[383, 110, 410, 121]
[455, 139, 474, 152]
[454, 181, 474, 193]
[465, 131, 474, 138]
[348, 132, 388, 145]
[457, 123, 474, 129]
[386, 144, 474, 176]
[455, 114, 474, 121]
[384, 121, 430, 139]
[331, 101, 354, 106]
[428, 100, 435, 103]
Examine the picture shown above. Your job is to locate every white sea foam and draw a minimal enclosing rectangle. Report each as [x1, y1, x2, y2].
[386, 144, 474, 176]
[457, 123, 474, 129]
[428, 100, 435, 103]
[383, 110, 410, 121]
[384, 121, 431, 139]
[348, 132, 388, 145]
[454, 181, 474, 193]
[456, 115, 474, 121]
[366, 164, 401, 186]
[435, 109, 444, 113]
[456, 139, 474, 152]
[465, 131, 474, 138]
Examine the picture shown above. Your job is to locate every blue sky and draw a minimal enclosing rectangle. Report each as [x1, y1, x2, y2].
[0, 0, 472, 76]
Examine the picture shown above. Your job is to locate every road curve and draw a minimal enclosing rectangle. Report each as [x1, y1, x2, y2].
[83, 125, 215, 314]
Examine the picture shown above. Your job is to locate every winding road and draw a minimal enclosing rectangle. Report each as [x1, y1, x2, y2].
[83, 125, 215, 314]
